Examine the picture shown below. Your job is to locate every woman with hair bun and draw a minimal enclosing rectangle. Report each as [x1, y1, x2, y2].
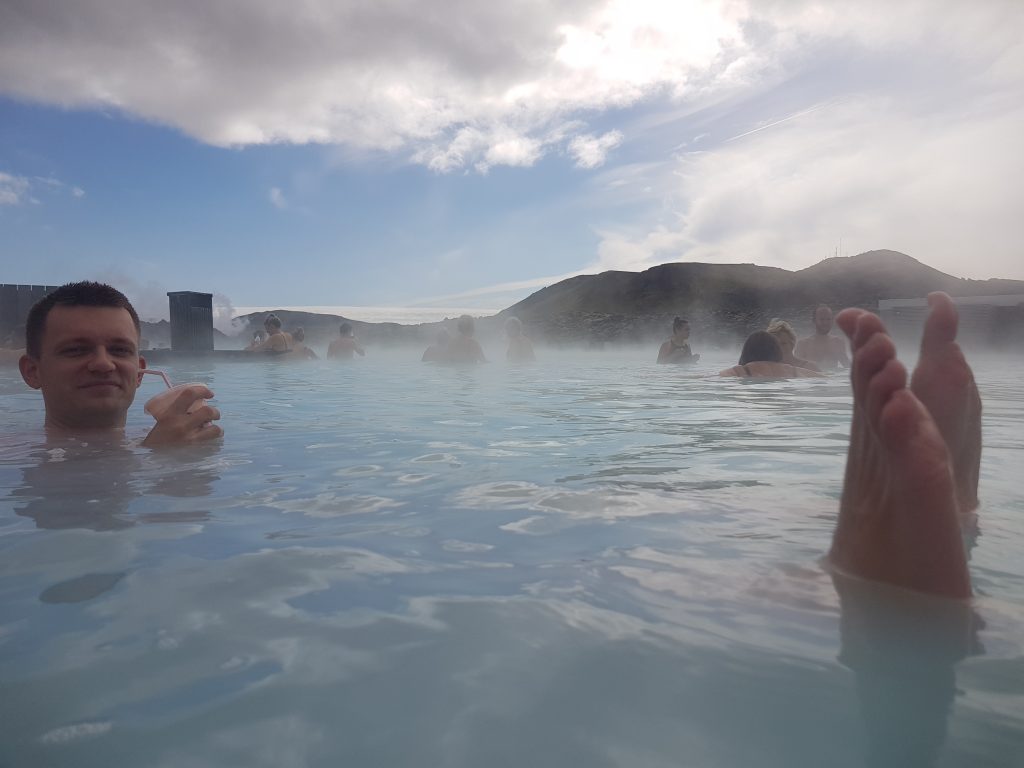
[657, 317, 700, 364]
[246, 313, 292, 354]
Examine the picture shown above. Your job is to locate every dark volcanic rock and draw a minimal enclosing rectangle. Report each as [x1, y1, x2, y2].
[499, 250, 1024, 345]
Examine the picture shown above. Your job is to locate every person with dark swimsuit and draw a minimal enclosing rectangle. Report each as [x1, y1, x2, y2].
[658, 316, 700, 364]
[719, 331, 824, 378]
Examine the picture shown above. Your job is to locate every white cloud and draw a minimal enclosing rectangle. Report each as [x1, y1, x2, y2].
[568, 130, 623, 169]
[0, 0, 747, 171]
[0, 172, 31, 205]
[5, 0, 1016, 183]
[572, 1, 1024, 280]
[0, 171, 84, 205]
[268, 187, 288, 210]
[1, 0, 1021, 281]
[589, 89, 1024, 279]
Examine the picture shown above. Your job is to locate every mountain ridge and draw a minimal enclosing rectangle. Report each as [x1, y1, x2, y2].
[231, 251, 1024, 346]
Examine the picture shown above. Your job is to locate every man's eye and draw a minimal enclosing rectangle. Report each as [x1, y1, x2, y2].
[60, 347, 88, 356]
[111, 346, 135, 356]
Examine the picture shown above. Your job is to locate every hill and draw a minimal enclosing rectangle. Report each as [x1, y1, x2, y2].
[223, 251, 1024, 348]
[500, 250, 1024, 344]
[228, 309, 449, 349]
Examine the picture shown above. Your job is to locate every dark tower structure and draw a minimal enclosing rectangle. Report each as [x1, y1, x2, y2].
[167, 291, 214, 352]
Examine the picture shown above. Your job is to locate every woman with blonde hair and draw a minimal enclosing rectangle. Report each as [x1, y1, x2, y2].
[766, 319, 820, 372]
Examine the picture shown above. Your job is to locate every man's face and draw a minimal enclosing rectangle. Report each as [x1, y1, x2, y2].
[19, 306, 146, 431]
[814, 307, 833, 335]
[674, 323, 690, 341]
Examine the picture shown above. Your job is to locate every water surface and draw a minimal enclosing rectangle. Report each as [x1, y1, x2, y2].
[1, 350, 1022, 767]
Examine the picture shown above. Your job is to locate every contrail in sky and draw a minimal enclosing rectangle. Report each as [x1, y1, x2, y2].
[726, 100, 841, 142]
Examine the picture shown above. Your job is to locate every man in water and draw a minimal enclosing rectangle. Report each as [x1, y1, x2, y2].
[795, 305, 850, 370]
[831, 291, 980, 598]
[18, 281, 222, 445]
[421, 328, 450, 362]
[327, 322, 365, 359]
[446, 315, 487, 363]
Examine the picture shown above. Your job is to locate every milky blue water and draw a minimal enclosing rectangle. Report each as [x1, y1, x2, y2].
[1, 349, 1022, 768]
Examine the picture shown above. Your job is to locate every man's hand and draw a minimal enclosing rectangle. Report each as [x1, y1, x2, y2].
[142, 385, 223, 446]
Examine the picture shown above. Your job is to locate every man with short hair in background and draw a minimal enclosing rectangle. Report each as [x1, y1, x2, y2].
[795, 304, 850, 370]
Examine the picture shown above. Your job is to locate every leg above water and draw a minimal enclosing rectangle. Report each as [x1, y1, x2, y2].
[829, 302, 971, 599]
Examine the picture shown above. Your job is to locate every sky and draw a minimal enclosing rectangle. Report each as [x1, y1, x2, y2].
[1, 0, 1022, 324]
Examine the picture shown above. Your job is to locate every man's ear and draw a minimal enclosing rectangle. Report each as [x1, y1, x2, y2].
[19, 354, 41, 390]
[137, 356, 147, 387]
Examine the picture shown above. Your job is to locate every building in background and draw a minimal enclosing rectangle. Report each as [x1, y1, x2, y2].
[167, 291, 214, 352]
[879, 294, 1024, 349]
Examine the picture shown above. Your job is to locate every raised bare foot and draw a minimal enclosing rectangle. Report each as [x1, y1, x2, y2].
[910, 292, 982, 513]
[829, 308, 971, 598]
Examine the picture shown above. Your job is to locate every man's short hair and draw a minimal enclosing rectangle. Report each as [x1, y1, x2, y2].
[25, 281, 140, 358]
